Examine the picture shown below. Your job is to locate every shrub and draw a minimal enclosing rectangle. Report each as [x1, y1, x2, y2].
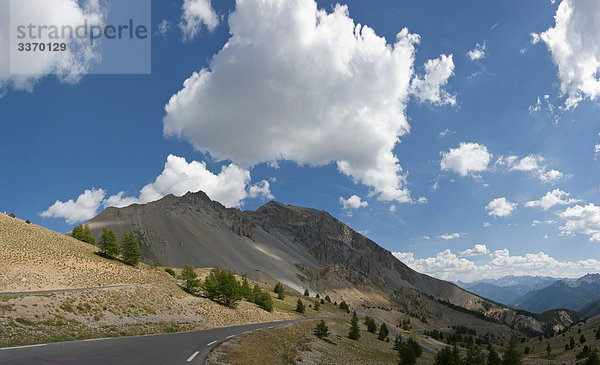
[255, 291, 274, 312]
[164, 268, 176, 277]
[8, 213, 16, 218]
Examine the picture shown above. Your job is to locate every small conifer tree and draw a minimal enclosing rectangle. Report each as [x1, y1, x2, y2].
[348, 311, 360, 340]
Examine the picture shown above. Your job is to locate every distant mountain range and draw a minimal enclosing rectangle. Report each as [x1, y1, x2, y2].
[510, 274, 600, 314]
[457, 276, 561, 304]
[458, 274, 600, 314]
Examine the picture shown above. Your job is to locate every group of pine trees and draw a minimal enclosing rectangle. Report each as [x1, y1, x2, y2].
[433, 342, 518, 365]
[72, 224, 95, 245]
[180, 266, 275, 311]
[96, 228, 141, 266]
[73, 224, 141, 267]
[395, 335, 423, 365]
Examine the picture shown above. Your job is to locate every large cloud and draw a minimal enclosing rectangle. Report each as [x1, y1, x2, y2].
[533, 0, 600, 109]
[525, 189, 581, 210]
[440, 142, 492, 177]
[164, 0, 455, 204]
[41, 155, 273, 224]
[393, 247, 600, 282]
[0, 0, 104, 93]
[558, 203, 600, 242]
[180, 0, 219, 40]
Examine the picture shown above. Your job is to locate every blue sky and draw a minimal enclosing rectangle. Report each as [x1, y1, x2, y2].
[1, 0, 599, 282]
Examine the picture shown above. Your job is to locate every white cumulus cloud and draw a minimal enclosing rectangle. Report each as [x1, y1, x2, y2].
[533, 0, 600, 109]
[41, 188, 106, 224]
[486, 197, 517, 217]
[180, 0, 219, 40]
[163, 0, 455, 205]
[460, 244, 489, 257]
[393, 248, 600, 282]
[42, 155, 273, 224]
[440, 142, 492, 177]
[496, 154, 563, 183]
[467, 42, 487, 61]
[558, 203, 600, 242]
[340, 195, 368, 210]
[525, 189, 582, 210]
[410, 54, 457, 106]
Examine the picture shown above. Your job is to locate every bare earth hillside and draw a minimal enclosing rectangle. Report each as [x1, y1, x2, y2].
[0, 213, 170, 292]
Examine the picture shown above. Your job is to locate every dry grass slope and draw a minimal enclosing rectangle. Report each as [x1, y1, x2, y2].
[0, 213, 171, 292]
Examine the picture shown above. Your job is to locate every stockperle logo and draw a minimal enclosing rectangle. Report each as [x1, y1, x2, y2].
[6, 0, 151, 75]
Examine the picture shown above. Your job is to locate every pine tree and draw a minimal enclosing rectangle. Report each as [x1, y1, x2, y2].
[296, 299, 306, 313]
[570, 336, 575, 349]
[434, 345, 462, 365]
[596, 326, 600, 340]
[325, 295, 331, 303]
[580, 334, 587, 344]
[487, 346, 502, 365]
[378, 323, 389, 341]
[202, 267, 242, 308]
[252, 283, 261, 303]
[365, 316, 377, 333]
[82, 224, 95, 244]
[274, 282, 285, 300]
[502, 342, 522, 365]
[255, 291, 274, 312]
[121, 231, 141, 266]
[314, 319, 329, 339]
[72, 224, 85, 241]
[465, 346, 486, 365]
[313, 300, 320, 311]
[180, 265, 200, 293]
[546, 343, 551, 358]
[98, 228, 119, 258]
[240, 277, 252, 301]
[339, 301, 349, 312]
[348, 311, 360, 340]
[304, 289, 309, 296]
[586, 351, 600, 365]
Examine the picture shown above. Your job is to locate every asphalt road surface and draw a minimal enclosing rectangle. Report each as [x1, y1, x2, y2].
[0, 319, 303, 365]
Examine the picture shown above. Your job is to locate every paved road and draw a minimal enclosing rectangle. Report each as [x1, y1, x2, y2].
[0, 319, 302, 365]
